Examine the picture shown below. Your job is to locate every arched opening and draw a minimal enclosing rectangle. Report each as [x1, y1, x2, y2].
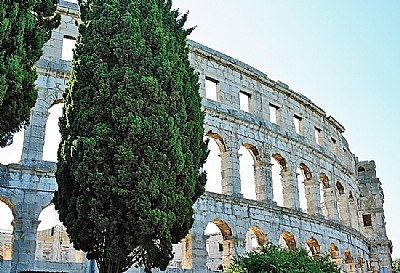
[319, 173, 330, 217]
[329, 243, 342, 266]
[271, 154, 287, 207]
[36, 205, 84, 263]
[204, 136, 223, 194]
[306, 237, 321, 256]
[245, 226, 267, 252]
[357, 167, 366, 176]
[204, 219, 233, 271]
[297, 164, 311, 212]
[0, 128, 24, 165]
[43, 102, 63, 162]
[278, 231, 296, 250]
[239, 144, 257, 200]
[0, 198, 14, 261]
[336, 181, 345, 222]
[345, 249, 356, 273]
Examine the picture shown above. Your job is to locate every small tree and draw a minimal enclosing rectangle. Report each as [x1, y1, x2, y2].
[0, 0, 60, 147]
[54, 1, 207, 273]
[227, 244, 340, 273]
[393, 258, 400, 273]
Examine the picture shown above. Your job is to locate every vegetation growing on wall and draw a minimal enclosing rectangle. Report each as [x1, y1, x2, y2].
[393, 258, 400, 273]
[54, 0, 208, 273]
[226, 244, 340, 273]
[0, 0, 60, 147]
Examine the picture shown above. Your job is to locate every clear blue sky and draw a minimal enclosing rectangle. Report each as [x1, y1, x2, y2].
[0, 0, 398, 260]
[171, 0, 400, 258]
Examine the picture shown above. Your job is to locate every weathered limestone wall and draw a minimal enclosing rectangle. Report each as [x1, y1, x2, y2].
[0, 1, 392, 273]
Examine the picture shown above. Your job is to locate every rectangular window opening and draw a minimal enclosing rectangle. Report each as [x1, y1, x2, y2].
[293, 115, 303, 135]
[205, 76, 219, 101]
[331, 137, 338, 154]
[269, 104, 279, 124]
[239, 91, 251, 112]
[362, 214, 372, 227]
[315, 127, 322, 145]
[61, 35, 76, 61]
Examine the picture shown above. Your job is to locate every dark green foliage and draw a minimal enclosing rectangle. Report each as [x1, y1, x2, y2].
[54, 1, 207, 273]
[393, 258, 400, 273]
[226, 244, 340, 273]
[0, 0, 60, 147]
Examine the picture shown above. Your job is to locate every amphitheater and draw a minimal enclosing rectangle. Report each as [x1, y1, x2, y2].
[0, 1, 393, 273]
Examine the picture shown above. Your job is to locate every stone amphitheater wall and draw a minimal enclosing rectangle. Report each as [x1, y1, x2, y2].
[0, 2, 392, 273]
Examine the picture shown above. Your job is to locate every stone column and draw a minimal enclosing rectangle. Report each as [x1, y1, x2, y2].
[234, 236, 246, 257]
[337, 193, 352, 226]
[21, 95, 49, 163]
[220, 143, 242, 198]
[190, 232, 208, 272]
[222, 238, 235, 269]
[280, 169, 300, 210]
[254, 160, 274, 203]
[11, 219, 40, 273]
[349, 199, 360, 230]
[304, 177, 322, 215]
[181, 235, 192, 269]
[322, 188, 340, 221]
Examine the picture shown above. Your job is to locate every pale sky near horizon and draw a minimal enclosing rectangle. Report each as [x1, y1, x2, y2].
[0, 0, 399, 260]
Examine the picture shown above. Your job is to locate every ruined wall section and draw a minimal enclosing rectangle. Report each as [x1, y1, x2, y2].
[357, 161, 392, 272]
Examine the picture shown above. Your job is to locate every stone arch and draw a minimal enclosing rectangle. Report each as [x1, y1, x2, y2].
[329, 243, 341, 259]
[0, 193, 16, 216]
[279, 231, 296, 250]
[320, 173, 330, 189]
[239, 144, 257, 200]
[345, 248, 356, 273]
[204, 132, 224, 194]
[271, 153, 291, 207]
[206, 130, 227, 153]
[306, 237, 321, 256]
[298, 163, 312, 180]
[297, 163, 313, 212]
[0, 197, 14, 261]
[336, 181, 345, 195]
[271, 153, 288, 171]
[204, 218, 235, 271]
[246, 226, 267, 252]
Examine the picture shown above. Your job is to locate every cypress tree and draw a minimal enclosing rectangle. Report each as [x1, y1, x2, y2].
[0, 0, 60, 147]
[54, 1, 208, 272]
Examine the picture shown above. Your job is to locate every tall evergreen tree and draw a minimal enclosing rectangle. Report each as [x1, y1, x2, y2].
[0, 0, 60, 147]
[54, 1, 208, 273]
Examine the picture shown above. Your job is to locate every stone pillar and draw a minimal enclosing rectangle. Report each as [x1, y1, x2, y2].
[337, 193, 352, 226]
[234, 236, 246, 257]
[254, 160, 274, 203]
[280, 169, 300, 210]
[190, 232, 207, 272]
[21, 97, 49, 163]
[304, 177, 322, 215]
[222, 238, 235, 269]
[220, 143, 242, 197]
[11, 219, 40, 273]
[349, 199, 360, 230]
[322, 187, 340, 221]
[181, 235, 192, 269]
